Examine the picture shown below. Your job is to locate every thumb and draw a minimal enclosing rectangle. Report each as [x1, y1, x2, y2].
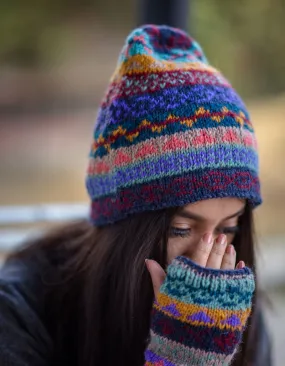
[145, 259, 166, 299]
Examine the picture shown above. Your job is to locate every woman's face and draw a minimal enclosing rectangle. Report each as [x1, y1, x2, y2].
[167, 197, 246, 263]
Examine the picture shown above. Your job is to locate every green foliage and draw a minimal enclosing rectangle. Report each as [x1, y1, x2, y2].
[0, 0, 133, 66]
[193, 0, 285, 97]
[0, 0, 284, 96]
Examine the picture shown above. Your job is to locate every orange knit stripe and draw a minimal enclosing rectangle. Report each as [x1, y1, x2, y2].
[155, 292, 251, 331]
[111, 54, 218, 79]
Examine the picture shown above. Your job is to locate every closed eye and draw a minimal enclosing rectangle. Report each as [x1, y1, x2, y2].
[169, 227, 191, 238]
[221, 226, 239, 234]
[169, 226, 239, 238]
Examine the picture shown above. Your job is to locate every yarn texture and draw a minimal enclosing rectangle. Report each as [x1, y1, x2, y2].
[86, 25, 262, 225]
[144, 256, 255, 365]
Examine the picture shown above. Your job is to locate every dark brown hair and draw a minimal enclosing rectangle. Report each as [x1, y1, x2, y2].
[9, 204, 260, 366]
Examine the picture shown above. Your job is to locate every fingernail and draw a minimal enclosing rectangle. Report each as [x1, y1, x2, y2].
[239, 260, 245, 268]
[236, 261, 242, 269]
[203, 233, 213, 245]
[217, 234, 226, 245]
[226, 244, 234, 254]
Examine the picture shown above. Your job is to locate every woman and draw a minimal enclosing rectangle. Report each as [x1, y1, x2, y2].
[0, 25, 272, 365]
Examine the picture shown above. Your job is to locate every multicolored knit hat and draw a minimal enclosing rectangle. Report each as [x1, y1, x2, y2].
[86, 25, 262, 225]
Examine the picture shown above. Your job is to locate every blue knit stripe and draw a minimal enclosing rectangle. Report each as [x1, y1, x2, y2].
[95, 101, 251, 139]
[95, 84, 248, 132]
[87, 145, 258, 198]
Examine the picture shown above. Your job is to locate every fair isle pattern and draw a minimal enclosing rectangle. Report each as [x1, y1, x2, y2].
[154, 294, 251, 330]
[119, 26, 208, 64]
[90, 168, 259, 225]
[89, 169, 260, 224]
[88, 127, 257, 174]
[102, 69, 230, 109]
[144, 257, 255, 365]
[94, 97, 251, 145]
[93, 106, 253, 155]
[88, 146, 258, 197]
[86, 25, 262, 225]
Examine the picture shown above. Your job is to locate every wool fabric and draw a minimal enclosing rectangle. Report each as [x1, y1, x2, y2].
[144, 256, 255, 365]
[86, 24, 262, 225]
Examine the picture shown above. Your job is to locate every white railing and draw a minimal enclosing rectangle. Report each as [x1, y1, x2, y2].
[0, 203, 88, 252]
[0, 203, 89, 225]
[0, 203, 284, 288]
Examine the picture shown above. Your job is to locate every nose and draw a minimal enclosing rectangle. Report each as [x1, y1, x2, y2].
[183, 230, 218, 258]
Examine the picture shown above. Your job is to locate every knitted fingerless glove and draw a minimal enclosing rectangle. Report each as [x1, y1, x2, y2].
[144, 256, 255, 366]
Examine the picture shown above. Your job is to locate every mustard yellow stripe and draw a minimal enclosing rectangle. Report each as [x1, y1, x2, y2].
[111, 54, 218, 80]
[92, 109, 248, 149]
[155, 292, 251, 331]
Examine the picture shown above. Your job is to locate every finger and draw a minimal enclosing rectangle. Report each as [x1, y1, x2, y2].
[221, 244, 236, 270]
[206, 234, 227, 269]
[145, 259, 166, 299]
[190, 233, 214, 267]
[236, 260, 245, 269]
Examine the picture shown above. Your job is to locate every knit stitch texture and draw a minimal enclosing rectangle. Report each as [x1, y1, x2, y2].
[144, 256, 255, 366]
[86, 25, 262, 225]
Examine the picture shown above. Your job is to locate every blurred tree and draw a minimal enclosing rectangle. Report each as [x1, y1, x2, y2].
[0, 0, 284, 97]
[193, 0, 285, 97]
[0, 0, 133, 67]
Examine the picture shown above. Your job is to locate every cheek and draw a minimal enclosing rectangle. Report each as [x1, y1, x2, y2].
[226, 233, 235, 243]
[167, 236, 200, 263]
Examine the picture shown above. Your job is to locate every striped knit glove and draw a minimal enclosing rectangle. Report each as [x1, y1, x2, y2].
[144, 256, 255, 366]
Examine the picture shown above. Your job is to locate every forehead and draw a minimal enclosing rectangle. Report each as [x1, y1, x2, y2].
[179, 198, 245, 221]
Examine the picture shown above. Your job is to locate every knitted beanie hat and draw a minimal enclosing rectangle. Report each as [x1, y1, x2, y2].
[86, 25, 261, 226]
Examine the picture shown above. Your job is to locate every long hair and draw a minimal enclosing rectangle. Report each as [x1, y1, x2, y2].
[8, 204, 259, 365]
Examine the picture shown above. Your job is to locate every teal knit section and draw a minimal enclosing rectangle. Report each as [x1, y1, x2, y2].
[160, 257, 255, 310]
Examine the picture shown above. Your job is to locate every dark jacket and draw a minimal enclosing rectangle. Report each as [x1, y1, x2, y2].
[0, 254, 273, 366]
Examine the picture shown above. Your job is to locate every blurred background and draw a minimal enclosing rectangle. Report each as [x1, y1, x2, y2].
[0, 0, 284, 364]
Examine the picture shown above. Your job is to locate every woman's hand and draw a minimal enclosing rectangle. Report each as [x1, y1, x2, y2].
[144, 234, 254, 365]
[146, 233, 245, 298]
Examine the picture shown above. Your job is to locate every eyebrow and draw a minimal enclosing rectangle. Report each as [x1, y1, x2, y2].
[176, 207, 245, 222]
